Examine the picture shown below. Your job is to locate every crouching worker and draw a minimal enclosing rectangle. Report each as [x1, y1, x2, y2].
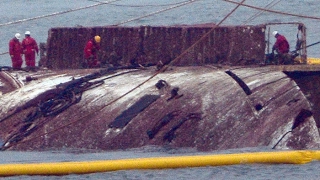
[83, 35, 101, 68]
[272, 31, 292, 65]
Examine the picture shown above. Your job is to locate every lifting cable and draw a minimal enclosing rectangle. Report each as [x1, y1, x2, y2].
[112, 0, 201, 26]
[242, 0, 280, 54]
[224, 0, 320, 20]
[0, 0, 120, 28]
[89, 0, 195, 7]
[242, 0, 282, 25]
[3, 0, 247, 149]
[162, 0, 247, 69]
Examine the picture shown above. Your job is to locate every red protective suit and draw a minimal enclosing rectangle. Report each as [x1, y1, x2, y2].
[84, 39, 100, 68]
[273, 34, 289, 54]
[22, 36, 39, 67]
[9, 38, 23, 69]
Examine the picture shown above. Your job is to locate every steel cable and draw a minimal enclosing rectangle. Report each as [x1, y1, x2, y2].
[242, 0, 282, 25]
[0, 0, 120, 28]
[112, 0, 202, 26]
[89, 0, 196, 7]
[224, 0, 320, 20]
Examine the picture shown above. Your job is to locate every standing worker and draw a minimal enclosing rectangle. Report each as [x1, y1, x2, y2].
[272, 31, 291, 64]
[295, 24, 306, 64]
[22, 31, 39, 70]
[8, 33, 23, 70]
[83, 35, 101, 68]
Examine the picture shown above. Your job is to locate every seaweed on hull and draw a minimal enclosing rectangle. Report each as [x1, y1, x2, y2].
[0, 67, 139, 150]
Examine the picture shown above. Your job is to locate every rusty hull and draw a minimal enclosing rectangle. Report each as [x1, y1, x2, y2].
[0, 66, 319, 151]
[43, 25, 266, 69]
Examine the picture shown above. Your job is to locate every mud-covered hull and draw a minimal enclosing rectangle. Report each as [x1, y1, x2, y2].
[0, 66, 319, 151]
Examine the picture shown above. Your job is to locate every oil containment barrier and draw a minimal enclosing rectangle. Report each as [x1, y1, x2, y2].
[1, 150, 320, 176]
[307, 57, 320, 65]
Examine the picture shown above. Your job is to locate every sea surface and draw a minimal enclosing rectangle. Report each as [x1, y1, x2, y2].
[1, 0, 320, 179]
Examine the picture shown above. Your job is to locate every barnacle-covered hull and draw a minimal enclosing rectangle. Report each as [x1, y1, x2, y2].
[0, 65, 320, 151]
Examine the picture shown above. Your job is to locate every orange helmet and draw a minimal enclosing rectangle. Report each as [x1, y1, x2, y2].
[94, 35, 101, 43]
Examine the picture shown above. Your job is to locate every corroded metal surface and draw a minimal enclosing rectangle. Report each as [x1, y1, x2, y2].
[43, 25, 266, 69]
[0, 66, 319, 151]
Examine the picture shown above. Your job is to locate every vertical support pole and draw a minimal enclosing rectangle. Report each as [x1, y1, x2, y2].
[301, 24, 307, 64]
[267, 26, 270, 54]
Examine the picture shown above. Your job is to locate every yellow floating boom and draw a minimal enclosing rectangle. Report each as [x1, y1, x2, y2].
[1, 150, 320, 177]
[294, 57, 320, 64]
[307, 57, 320, 65]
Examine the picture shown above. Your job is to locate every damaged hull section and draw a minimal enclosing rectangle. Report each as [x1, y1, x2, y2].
[0, 66, 319, 151]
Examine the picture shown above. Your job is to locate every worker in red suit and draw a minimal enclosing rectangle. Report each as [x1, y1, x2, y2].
[272, 31, 292, 64]
[22, 31, 39, 69]
[8, 33, 23, 70]
[272, 31, 289, 54]
[83, 35, 101, 68]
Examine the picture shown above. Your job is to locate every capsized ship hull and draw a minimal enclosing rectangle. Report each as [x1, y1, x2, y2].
[0, 65, 319, 151]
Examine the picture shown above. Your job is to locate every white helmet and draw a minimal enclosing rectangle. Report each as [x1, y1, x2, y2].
[15, 33, 21, 39]
[272, 31, 278, 37]
[25, 31, 31, 35]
